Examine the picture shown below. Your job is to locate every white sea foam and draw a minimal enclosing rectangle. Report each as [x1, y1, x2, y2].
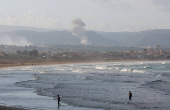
[113, 63, 122, 66]
[72, 69, 83, 73]
[39, 71, 46, 73]
[121, 68, 133, 72]
[132, 70, 145, 73]
[114, 67, 119, 70]
[95, 66, 106, 70]
[144, 66, 151, 69]
[161, 62, 169, 64]
[54, 67, 66, 71]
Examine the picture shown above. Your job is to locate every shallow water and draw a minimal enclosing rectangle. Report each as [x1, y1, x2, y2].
[0, 61, 170, 110]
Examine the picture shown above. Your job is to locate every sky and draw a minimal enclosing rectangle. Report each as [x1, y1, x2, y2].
[0, 0, 170, 32]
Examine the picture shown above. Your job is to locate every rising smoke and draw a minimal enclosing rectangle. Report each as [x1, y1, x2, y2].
[0, 34, 32, 46]
[71, 18, 89, 45]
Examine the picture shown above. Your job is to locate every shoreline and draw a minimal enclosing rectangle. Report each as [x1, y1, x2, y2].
[0, 59, 170, 110]
[0, 59, 169, 70]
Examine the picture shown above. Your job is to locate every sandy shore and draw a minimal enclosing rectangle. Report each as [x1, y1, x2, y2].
[0, 59, 169, 70]
[0, 60, 97, 69]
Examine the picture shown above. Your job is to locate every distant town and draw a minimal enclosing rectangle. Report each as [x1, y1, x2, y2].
[0, 44, 170, 64]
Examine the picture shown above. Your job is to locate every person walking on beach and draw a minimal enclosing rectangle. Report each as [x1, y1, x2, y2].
[129, 91, 132, 100]
[58, 95, 60, 107]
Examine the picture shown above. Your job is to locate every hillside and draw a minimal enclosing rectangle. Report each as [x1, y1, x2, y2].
[99, 29, 170, 46]
[0, 30, 122, 46]
[0, 25, 170, 46]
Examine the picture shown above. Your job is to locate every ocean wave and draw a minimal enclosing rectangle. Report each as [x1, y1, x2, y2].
[161, 62, 169, 64]
[72, 69, 83, 73]
[155, 73, 169, 81]
[120, 68, 133, 72]
[114, 67, 119, 70]
[113, 63, 125, 67]
[31, 69, 48, 73]
[163, 66, 170, 69]
[19, 67, 31, 71]
[142, 79, 170, 95]
[31, 74, 40, 80]
[143, 66, 152, 69]
[95, 66, 107, 70]
[77, 75, 85, 79]
[132, 70, 145, 73]
[161, 73, 170, 78]
[120, 68, 146, 73]
[113, 62, 147, 67]
[54, 67, 67, 71]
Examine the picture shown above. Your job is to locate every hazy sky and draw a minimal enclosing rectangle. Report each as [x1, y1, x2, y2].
[0, 0, 170, 32]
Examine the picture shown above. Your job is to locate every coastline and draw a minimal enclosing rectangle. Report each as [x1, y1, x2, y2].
[0, 59, 169, 70]
[0, 59, 170, 110]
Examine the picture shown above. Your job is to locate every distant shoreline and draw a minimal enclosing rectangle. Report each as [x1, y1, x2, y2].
[0, 59, 169, 70]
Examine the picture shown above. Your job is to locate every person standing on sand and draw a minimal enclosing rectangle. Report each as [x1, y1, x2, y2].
[129, 91, 132, 99]
[58, 95, 60, 107]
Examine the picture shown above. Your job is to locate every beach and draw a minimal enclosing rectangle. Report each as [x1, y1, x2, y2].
[0, 60, 170, 110]
[0, 59, 166, 70]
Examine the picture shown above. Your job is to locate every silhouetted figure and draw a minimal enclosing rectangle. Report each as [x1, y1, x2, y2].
[129, 91, 132, 100]
[58, 95, 60, 107]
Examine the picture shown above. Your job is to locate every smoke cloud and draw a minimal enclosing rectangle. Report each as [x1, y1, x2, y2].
[0, 34, 32, 46]
[71, 18, 89, 45]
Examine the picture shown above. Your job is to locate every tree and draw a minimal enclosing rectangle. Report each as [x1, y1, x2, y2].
[29, 51, 32, 57]
[16, 50, 21, 55]
[32, 49, 38, 56]
[1, 51, 8, 57]
[22, 50, 28, 55]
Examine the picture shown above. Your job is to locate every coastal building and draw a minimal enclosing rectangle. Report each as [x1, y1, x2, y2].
[156, 45, 161, 53]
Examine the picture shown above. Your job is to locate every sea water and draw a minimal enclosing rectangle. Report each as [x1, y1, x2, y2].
[0, 61, 170, 110]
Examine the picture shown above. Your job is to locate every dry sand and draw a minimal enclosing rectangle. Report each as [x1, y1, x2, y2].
[0, 60, 93, 69]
